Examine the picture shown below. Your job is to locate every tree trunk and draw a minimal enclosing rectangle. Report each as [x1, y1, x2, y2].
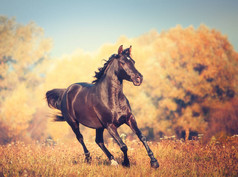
[185, 127, 190, 141]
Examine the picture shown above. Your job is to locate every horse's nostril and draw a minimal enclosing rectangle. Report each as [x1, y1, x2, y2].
[134, 76, 143, 86]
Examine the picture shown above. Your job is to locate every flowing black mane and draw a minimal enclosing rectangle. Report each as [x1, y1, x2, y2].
[92, 54, 117, 84]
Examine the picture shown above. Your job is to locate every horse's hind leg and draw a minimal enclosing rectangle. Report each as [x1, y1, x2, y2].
[95, 128, 118, 166]
[69, 121, 91, 163]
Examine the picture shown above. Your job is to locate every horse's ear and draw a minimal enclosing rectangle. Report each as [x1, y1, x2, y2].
[118, 45, 123, 54]
[129, 45, 132, 56]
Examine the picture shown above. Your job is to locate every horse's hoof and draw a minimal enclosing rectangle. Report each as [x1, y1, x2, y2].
[111, 159, 119, 166]
[122, 161, 130, 167]
[151, 159, 159, 168]
[85, 156, 92, 164]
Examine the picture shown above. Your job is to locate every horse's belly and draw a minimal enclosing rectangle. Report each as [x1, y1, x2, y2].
[75, 107, 103, 129]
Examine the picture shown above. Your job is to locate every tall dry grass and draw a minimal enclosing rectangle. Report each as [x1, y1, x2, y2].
[0, 137, 237, 177]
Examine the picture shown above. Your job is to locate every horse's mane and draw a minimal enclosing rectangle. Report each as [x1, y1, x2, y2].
[92, 54, 117, 84]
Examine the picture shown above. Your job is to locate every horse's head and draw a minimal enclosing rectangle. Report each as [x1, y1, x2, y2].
[116, 45, 143, 86]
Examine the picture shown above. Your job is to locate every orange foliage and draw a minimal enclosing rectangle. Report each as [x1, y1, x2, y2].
[1, 16, 238, 144]
[0, 16, 52, 143]
[203, 98, 238, 143]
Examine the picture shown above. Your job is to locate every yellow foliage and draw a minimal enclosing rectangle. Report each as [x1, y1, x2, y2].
[1, 16, 238, 143]
[26, 25, 238, 141]
[0, 84, 35, 136]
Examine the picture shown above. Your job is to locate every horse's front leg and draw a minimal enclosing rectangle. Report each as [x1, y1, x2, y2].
[107, 124, 130, 167]
[127, 114, 159, 168]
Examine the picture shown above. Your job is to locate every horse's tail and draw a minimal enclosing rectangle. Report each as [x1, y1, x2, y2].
[46, 89, 66, 121]
[46, 89, 65, 109]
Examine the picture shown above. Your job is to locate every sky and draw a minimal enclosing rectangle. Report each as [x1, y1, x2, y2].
[0, 0, 238, 57]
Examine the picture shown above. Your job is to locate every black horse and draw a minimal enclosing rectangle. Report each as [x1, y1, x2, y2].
[46, 45, 159, 168]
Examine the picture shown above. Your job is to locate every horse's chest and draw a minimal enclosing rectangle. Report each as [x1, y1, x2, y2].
[112, 102, 130, 126]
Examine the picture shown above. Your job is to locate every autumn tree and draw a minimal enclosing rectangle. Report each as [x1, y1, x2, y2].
[2, 16, 237, 143]
[41, 25, 238, 142]
[107, 25, 238, 140]
[129, 25, 238, 140]
[202, 98, 238, 143]
[0, 16, 52, 143]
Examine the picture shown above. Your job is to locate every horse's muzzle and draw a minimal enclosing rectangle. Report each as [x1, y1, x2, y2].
[133, 74, 143, 86]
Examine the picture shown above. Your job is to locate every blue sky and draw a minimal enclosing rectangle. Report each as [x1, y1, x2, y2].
[1, 0, 238, 57]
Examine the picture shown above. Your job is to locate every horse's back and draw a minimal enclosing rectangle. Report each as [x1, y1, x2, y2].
[76, 82, 93, 88]
[62, 82, 103, 129]
[65, 82, 93, 97]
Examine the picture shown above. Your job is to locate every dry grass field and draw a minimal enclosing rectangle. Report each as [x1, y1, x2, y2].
[0, 137, 237, 177]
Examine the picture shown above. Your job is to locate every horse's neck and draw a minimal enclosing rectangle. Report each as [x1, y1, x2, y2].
[105, 73, 123, 94]
[99, 71, 123, 107]
[108, 77, 123, 108]
[104, 60, 123, 93]
[96, 59, 124, 107]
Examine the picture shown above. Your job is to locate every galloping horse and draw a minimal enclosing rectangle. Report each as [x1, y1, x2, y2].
[46, 45, 159, 168]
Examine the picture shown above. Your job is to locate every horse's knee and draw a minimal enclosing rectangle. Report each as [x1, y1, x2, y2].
[120, 144, 128, 152]
[77, 134, 83, 139]
[76, 134, 85, 144]
[140, 134, 147, 142]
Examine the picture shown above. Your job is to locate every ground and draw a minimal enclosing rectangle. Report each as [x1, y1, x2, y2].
[0, 137, 237, 177]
